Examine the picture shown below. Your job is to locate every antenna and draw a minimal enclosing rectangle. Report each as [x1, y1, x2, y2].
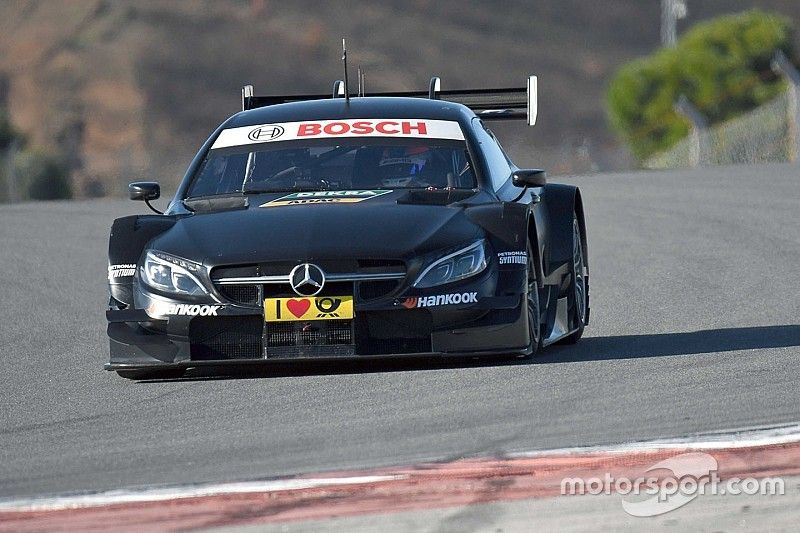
[357, 66, 363, 97]
[361, 69, 366, 96]
[341, 38, 350, 102]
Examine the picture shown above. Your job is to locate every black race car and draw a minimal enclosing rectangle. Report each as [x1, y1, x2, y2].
[106, 76, 589, 379]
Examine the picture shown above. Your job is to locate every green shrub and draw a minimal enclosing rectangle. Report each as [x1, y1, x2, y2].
[607, 10, 795, 161]
[0, 112, 16, 151]
[16, 151, 72, 200]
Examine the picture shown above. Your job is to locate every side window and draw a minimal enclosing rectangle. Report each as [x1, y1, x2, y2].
[495, 137, 516, 169]
[189, 153, 248, 197]
[472, 118, 512, 191]
[450, 148, 475, 188]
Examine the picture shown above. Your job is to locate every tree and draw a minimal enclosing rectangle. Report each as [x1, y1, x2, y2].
[0, 112, 15, 150]
[15, 151, 72, 200]
[607, 10, 795, 161]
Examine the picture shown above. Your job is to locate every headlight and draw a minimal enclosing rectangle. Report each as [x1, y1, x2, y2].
[141, 251, 207, 296]
[414, 240, 488, 288]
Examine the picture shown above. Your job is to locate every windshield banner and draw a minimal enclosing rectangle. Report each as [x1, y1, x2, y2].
[211, 119, 465, 149]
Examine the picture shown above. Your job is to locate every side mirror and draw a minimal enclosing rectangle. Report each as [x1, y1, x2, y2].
[129, 182, 160, 201]
[512, 169, 546, 188]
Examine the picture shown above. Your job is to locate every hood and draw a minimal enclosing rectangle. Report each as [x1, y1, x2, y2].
[152, 189, 485, 266]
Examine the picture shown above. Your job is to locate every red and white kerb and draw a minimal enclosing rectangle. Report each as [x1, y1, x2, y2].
[211, 119, 465, 149]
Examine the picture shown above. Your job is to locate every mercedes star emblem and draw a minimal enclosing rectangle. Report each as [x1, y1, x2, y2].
[289, 263, 325, 296]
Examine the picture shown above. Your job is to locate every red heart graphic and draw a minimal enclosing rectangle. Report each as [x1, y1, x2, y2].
[286, 299, 311, 318]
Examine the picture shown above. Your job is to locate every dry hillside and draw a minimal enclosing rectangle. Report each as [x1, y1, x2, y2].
[0, 0, 798, 197]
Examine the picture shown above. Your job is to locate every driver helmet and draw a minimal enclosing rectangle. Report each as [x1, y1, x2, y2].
[377, 146, 432, 186]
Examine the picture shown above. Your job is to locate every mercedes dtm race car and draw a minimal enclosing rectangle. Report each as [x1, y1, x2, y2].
[106, 76, 589, 379]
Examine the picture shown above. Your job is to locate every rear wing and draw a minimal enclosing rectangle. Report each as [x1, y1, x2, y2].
[241, 76, 538, 126]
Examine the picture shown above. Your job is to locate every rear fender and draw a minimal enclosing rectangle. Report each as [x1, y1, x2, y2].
[542, 183, 580, 270]
[542, 183, 589, 324]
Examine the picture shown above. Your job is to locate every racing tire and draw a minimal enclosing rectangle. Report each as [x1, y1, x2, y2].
[521, 240, 542, 359]
[558, 214, 587, 345]
[116, 369, 186, 381]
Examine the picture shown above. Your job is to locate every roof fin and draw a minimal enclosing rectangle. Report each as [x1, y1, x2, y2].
[241, 84, 254, 111]
[428, 77, 441, 100]
[527, 75, 538, 126]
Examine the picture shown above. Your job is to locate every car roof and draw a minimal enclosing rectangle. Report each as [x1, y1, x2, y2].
[223, 97, 477, 129]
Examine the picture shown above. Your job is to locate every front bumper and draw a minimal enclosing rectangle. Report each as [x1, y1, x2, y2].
[107, 299, 529, 370]
[107, 261, 531, 370]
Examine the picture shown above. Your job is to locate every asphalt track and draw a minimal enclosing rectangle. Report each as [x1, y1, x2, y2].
[1, 163, 798, 500]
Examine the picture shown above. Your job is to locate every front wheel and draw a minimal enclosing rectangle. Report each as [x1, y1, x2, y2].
[521, 240, 542, 359]
[559, 215, 587, 345]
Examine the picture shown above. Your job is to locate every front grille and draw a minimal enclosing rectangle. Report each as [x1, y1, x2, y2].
[266, 320, 353, 347]
[358, 279, 401, 301]
[186, 310, 432, 361]
[263, 281, 353, 299]
[212, 260, 405, 279]
[216, 284, 261, 306]
[217, 280, 399, 304]
[357, 259, 405, 270]
[190, 316, 263, 360]
[211, 265, 258, 280]
[265, 320, 354, 358]
[267, 344, 356, 358]
[259, 260, 359, 276]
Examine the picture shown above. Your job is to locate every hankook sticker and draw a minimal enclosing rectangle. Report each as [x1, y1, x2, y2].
[166, 304, 220, 316]
[398, 292, 479, 309]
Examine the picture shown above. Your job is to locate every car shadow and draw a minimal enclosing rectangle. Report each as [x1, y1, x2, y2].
[538, 324, 800, 364]
[141, 324, 800, 382]
[147, 355, 520, 382]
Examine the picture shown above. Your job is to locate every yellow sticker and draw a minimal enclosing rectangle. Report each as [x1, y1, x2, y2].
[264, 296, 354, 322]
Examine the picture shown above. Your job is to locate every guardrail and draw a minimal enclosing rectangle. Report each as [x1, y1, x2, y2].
[646, 52, 800, 169]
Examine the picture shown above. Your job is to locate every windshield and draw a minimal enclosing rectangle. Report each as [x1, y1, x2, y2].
[187, 139, 476, 197]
